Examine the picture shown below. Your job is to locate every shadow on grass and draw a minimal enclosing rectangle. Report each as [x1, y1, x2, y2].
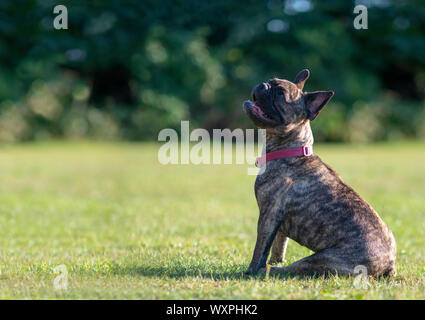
[121, 264, 318, 281]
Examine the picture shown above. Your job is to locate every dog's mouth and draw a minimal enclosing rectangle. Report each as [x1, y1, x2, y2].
[243, 100, 280, 127]
[245, 100, 273, 120]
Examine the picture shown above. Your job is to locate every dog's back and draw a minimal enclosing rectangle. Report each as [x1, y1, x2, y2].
[255, 154, 396, 277]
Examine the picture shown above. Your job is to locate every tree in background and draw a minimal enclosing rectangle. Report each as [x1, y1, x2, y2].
[0, 0, 424, 142]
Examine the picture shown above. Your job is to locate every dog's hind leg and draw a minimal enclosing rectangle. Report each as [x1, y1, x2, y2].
[269, 228, 288, 264]
[266, 249, 355, 277]
[382, 265, 397, 277]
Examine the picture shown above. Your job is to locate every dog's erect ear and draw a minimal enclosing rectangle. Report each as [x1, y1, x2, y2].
[294, 69, 310, 90]
[305, 91, 334, 121]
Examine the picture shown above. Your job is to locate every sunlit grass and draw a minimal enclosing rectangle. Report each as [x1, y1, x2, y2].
[0, 141, 423, 299]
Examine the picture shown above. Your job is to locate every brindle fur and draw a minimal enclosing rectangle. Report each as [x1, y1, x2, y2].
[243, 69, 396, 278]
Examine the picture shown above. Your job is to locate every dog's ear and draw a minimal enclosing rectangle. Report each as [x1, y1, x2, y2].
[294, 69, 310, 90]
[305, 91, 334, 121]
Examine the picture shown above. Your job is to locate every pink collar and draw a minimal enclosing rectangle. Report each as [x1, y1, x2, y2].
[255, 146, 313, 167]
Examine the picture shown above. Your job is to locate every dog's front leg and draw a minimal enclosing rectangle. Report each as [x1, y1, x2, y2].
[245, 210, 282, 275]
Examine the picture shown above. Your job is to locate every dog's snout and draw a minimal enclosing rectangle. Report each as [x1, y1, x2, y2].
[256, 82, 269, 92]
[260, 82, 269, 90]
[252, 82, 270, 101]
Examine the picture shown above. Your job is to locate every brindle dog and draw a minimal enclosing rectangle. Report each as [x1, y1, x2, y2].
[243, 69, 396, 278]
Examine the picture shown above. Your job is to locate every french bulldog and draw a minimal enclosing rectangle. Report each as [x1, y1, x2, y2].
[243, 69, 396, 277]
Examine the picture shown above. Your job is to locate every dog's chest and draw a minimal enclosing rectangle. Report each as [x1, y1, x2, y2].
[254, 165, 294, 212]
[254, 160, 346, 251]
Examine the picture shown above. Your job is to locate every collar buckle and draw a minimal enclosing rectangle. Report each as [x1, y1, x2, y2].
[302, 146, 313, 156]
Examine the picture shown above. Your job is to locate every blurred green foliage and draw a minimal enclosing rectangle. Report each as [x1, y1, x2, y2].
[0, 0, 424, 142]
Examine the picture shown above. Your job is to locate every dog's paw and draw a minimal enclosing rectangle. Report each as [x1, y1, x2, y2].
[268, 257, 284, 265]
[243, 267, 264, 276]
[243, 269, 254, 276]
[260, 266, 287, 277]
[258, 267, 266, 273]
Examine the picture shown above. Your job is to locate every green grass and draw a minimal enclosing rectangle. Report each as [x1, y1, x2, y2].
[0, 141, 424, 299]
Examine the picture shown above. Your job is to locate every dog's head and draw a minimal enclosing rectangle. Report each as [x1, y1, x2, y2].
[243, 69, 334, 132]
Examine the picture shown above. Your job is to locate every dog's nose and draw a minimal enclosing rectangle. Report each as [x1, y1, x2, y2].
[252, 82, 270, 101]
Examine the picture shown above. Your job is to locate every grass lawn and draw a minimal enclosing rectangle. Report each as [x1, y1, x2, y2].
[0, 141, 424, 299]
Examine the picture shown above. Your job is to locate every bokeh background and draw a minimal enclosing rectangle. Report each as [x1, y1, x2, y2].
[1, 0, 425, 300]
[1, 0, 424, 143]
